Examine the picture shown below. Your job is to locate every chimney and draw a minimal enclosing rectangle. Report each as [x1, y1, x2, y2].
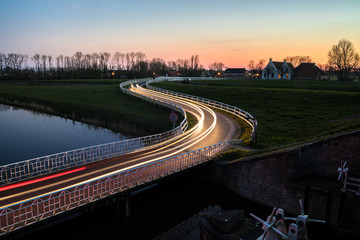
[284, 59, 286, 63]
[269, 58, 272, 62]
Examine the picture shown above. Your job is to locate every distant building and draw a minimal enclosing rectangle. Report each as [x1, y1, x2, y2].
[262, 58, 294, 80]
[168, 70, 181, 77]
[200, 70, 212, 77]
[224, 68, 248, 79]
[293, 63, 328, 80]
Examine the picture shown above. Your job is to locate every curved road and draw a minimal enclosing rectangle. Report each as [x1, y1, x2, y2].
[0, 84, 240, 210]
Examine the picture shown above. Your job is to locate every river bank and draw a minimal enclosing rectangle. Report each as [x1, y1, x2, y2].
[0, 84, 174, 137]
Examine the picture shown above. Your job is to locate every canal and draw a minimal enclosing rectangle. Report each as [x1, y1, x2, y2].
[0, 103, 128, 165]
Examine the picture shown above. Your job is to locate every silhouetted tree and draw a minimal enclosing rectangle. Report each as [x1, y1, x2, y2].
[208, 61, 225, 72]
[41, 55, 47, 78]
[285, 56, 312, 68]
[328, 39, 359, 81]
[32, 54, 41, 77]
[0, 53, 5, 76]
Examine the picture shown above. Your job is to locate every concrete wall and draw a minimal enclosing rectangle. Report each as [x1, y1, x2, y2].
[206, 131, 360, 216]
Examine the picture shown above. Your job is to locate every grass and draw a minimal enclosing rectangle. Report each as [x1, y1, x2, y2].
[153, 79, 360, 148]
[190, 79, 360, 92]
[2, 78, 128, 85]
[0, 84, 174, 136]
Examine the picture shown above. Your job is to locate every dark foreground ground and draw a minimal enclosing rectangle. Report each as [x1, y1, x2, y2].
[4, 166, 356, 240]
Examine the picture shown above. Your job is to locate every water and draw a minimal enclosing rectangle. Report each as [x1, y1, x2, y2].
[0, 103, 127, 165]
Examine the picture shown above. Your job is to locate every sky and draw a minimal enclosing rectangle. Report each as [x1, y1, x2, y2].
[1, 0, 360, 68]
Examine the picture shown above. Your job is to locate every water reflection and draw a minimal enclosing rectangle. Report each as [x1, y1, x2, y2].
[0, 103, 127, 165]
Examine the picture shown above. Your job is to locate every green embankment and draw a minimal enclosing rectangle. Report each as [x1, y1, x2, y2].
[2, 79, 359, 152]
[0, 84, 174, 136]
[153, 80, 360, 149]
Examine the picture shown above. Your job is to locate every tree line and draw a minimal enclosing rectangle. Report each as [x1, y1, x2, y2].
[0, 52, 219, 80]
[1, 39, 358, 81]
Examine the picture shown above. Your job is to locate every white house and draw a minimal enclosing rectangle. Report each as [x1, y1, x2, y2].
[262, 58, 294, 80]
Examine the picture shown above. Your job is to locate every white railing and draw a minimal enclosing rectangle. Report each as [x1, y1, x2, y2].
[0, 78, 187, 186]
[0, 76, 254, 236]
[146, 77, 257, 141]
[0, 139, 241, 236]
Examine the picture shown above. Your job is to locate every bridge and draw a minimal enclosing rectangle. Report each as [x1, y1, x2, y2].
[0, 77, 257, 236]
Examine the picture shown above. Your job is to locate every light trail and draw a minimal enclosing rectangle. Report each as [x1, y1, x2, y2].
[0, 85, 220, 209]
[0, 167, 86, 192]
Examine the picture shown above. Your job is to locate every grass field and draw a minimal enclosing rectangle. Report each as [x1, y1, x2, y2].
[0, 84, 174, 136]
[2, 79, 128, 85]
[153, 79, 360, 148]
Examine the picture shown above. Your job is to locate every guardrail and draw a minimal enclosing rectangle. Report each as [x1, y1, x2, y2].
[146, 77, 257, 141]
[0, 76, 251, 236]
[0, 78, 187, 186]
[0, 139, 241, 236]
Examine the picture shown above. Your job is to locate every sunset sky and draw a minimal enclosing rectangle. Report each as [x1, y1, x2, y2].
[1, 0, 359, 68]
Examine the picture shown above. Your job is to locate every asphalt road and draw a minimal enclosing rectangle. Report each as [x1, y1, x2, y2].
[0, 85, 239, 209]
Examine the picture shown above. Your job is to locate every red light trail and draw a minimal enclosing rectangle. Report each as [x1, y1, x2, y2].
[0, 167, 86, 192]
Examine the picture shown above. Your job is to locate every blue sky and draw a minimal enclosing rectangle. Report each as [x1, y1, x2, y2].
[1, 0, 359, 67]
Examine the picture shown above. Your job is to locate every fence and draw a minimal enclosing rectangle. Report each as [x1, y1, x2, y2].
[0, 76, 252, 236]
[146, 77, 257, 141]
[0, 78, 187, 186]
[0, 140, 241, 236]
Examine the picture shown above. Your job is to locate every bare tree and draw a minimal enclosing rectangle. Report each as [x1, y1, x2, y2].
[0, 53, 5, 75]
[32, 54, 41, 75]
[193, 55, 199, 71]
[285, 56, 312, 68]
[167, 61, 177, 71]
[64, 56, 72, 78]
[56, 55, 64, 79]
[256, 59, 266, 76]
[247, 60, 255, 71]
[47, 55, 53, 77]
[41, 55, 47, 78]
[129, 52, 135, 71]
[99, 52, 110, 77]
[208, 61, 225, 72]
[133, 52, 146, 73]
[149, 58, 167, 76]
[190, 55, 195, 70]
[18, 54, 28, 70]
[328, 39, 360, 81]
[6, 53, 18, 71]
[135, 52, 146, 63]
[112, 52, 123, 71]
[125, 53, 131, 71]
[317, 63, 330, 72]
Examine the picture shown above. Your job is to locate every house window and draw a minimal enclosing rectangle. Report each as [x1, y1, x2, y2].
[271, 73, 274, 78]
[286, 73, 289, 79]
[264, 73, 267, 78]
[279, 74, 281, 79]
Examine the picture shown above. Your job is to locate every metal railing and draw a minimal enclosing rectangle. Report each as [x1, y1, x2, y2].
[146, 77, 257, 141]
[0, 76, 253, 236]
[0, 78, 187, 186]
[0, 139, 241, 236]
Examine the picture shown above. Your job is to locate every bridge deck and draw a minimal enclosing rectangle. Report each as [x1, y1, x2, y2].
[0, 86, 239, 211]
[0, 83, 242, 234]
